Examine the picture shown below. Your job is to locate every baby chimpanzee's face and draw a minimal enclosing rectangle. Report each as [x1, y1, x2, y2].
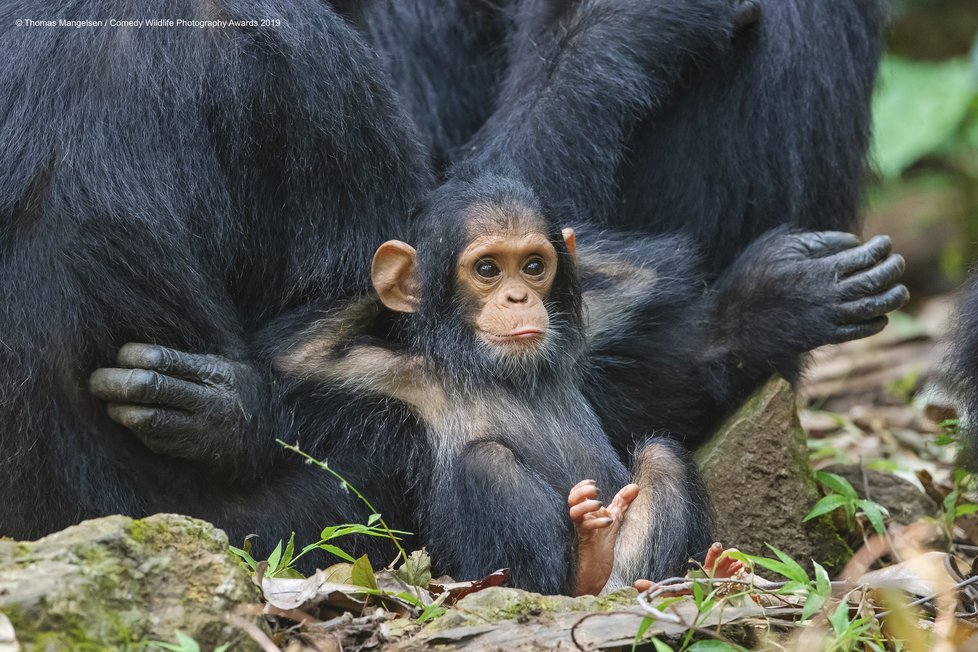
[455, 227, 561, 356]
[370, 203, 576, 362]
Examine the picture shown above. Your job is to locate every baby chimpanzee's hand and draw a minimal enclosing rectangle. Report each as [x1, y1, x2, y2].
[89, 343, 263, 465]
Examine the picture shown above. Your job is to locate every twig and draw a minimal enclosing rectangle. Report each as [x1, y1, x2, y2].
[229, 614, 282, 652]
[875, 574, 978, 619]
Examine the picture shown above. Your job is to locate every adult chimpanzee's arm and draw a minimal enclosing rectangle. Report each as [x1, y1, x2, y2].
[459, 0, 758, 222]
[579, 229, 908, 451]
[76, 0, 432, 467]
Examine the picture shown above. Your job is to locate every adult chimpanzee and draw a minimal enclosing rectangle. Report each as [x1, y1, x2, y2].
[932, 275, 978, 472]
[0, 0, 430, 546]
[343, 0, 885, 273]
[89, 0, 907, 594]
[2, 0, 768, 571]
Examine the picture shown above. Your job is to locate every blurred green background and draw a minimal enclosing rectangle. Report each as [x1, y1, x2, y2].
[867, 0, 978, 297]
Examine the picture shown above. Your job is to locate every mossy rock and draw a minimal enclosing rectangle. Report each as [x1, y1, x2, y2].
[0, 514, 260, 651]
[696, 378, 851, 573]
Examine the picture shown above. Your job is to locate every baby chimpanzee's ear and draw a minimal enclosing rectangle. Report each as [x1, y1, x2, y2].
[562, 228, 577, 259]
[372, 240, 420, 313]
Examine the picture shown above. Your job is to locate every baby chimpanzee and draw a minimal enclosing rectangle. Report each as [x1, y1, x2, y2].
[273, 175, 907, 594]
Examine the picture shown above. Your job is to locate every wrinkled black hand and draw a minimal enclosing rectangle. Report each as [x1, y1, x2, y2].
[718, 231, 908, 357]
[784, 231, 907, 344]
[89, 343, 264, 464]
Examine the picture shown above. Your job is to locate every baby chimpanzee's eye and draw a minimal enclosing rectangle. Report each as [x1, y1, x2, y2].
[476, 259, 500, 278]
[523, 258, 545, 277]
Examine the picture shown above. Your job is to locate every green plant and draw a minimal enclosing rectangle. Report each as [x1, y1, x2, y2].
[934, 418, 960, 447]
[277, 439, 409, 564]
[805, 471, 890, 536]
[941, 468, 978, 534]
[147, 631, 229, 652]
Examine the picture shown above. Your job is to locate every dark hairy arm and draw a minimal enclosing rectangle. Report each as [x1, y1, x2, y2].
[579, 229, 908, 451]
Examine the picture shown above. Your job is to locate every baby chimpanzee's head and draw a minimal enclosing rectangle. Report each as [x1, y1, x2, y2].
[370, 175, 583, 383]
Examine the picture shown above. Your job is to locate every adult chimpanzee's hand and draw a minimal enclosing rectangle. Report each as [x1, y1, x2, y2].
[89, 343, 263, 465]
[713, 230, 909, 361]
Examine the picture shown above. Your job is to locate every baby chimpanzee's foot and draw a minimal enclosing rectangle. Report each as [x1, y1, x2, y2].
[633, 542, 745, 593]
[568, 479, 640, 596]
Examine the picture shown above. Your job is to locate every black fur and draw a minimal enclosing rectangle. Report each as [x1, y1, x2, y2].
[935, 274, 978, 472]
[0, 0, 431, 558]
[1, 0, 898, 592]
[352, 0, 885, 273]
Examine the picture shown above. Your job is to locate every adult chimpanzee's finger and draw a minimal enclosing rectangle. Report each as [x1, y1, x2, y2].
[794, 231, 861, 258]
[89, 368, 210, 410]
[839, 254, 906, 300]
[105, 403, 196, 437]
[835, 285, 909, 323]
[828, 317, 889, 344]
[827, 235, 892, 276]
[116, 343, 233, 385]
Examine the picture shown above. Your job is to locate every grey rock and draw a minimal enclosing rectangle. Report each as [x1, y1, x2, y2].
[696, 378, 851, 572]
[0, 513, 259, 651]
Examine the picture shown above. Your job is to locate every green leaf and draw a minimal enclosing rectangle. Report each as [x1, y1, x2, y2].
[320, 525, 340, 541]
[368, 513, 382, 526]
[944, 491, 958, 513]
[815, 472, 859, 499]
[692, 575, 705, 607]
[957, 503, 978, 517]
[266, 541, 283, 574]
[766, 546, 810, 585]
[649, 638, 673, 652]
[228, 545, 258, 571]
[417, 604, 447, 624]
[813, 561, 831, 597]
[395, 549, 432, 588]
[872, 56, 977, 178]
[829, 601, 851, 636]
[804, 494, 854, 522]
[799, 560, 832, 621]
[281, 532, 296, 569]
[857, 500, 889, 536]
[351, 554, 379, 590]
[318, 544, 357, 563]
[214, 646, 230, 652]
[801, 590, 828, 622]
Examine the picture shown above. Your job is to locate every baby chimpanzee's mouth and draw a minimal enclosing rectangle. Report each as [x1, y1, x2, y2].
[507, 327, 544, 339]
[480, 327, 545, 347]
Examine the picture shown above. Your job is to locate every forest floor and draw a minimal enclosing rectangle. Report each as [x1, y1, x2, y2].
[229, 294, 978, 652]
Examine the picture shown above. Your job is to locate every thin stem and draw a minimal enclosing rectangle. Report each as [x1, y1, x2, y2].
[277, 439, 408, 566]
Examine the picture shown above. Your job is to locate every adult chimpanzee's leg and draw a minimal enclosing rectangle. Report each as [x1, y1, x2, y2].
[615, 0, 886, 274]
[337, 0, 507, 174]
[458, 0, 760, 227]
[0, 0, 431, 552]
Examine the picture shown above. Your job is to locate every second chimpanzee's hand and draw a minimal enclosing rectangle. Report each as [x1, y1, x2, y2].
[716, 231, 909, 356]
[89, 343, 263, 464]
